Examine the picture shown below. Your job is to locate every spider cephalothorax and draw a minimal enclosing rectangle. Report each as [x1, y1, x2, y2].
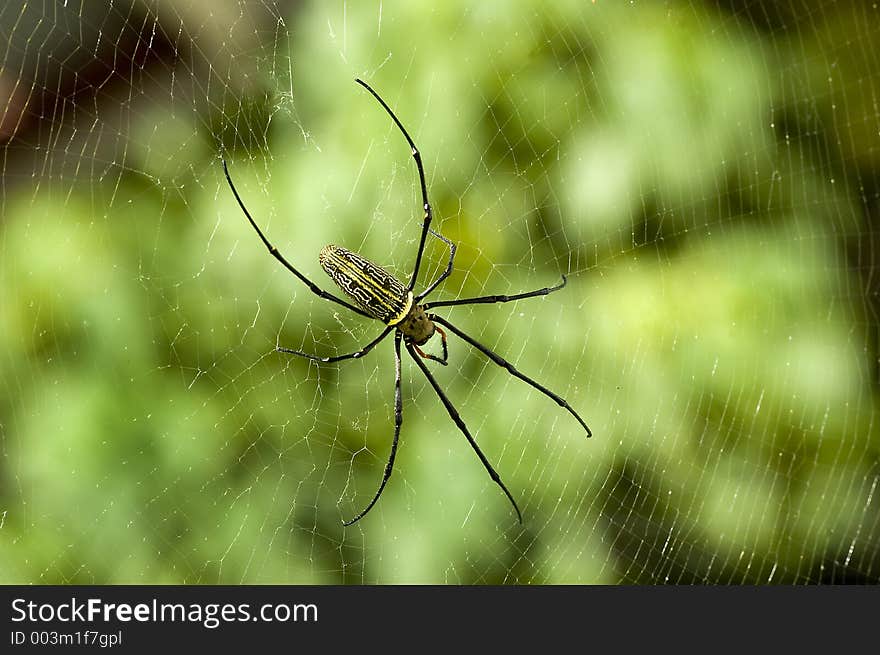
[395, 303, 437, 347]
[223, 78, 591, 526]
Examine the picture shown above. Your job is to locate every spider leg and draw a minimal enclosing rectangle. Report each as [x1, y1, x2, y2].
[407, 342, 523, 524]
[277, 326, 393, 363]
[343, 332, 404, 526]
[411, 324, 449, 366]
[430, 315, 592, 438]
[222, 160, 372, 319]
[415, 229, 457, 302]
[424, 276, 567, 310]
[354, 79, 434, 292]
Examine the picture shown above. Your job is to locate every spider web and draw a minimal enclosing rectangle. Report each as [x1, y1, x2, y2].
[1, 0, 878, 584]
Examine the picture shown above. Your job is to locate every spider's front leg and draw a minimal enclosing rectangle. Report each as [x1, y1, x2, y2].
[407, 342, 523, 524]
[342, 331, 405, 526]
[354, 79, 434, 292]
[430, 314, 592, 438]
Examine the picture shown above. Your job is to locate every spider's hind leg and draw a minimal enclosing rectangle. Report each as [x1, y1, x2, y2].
[277, 327, 392, 363]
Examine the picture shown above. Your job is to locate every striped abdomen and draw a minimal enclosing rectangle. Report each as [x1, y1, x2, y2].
[319, 244, 413, 325]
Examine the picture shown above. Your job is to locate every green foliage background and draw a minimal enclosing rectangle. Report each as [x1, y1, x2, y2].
[0, 0, 878, 583]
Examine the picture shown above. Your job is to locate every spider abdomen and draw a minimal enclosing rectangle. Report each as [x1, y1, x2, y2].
[319, 244, 413, 325]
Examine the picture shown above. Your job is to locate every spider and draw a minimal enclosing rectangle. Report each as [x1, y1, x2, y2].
[222, 78, 591, 526]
